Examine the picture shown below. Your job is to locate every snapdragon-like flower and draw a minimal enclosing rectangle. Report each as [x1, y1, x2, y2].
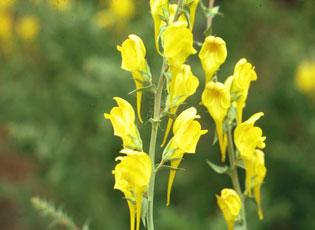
[246, 149, 266, 220]
[234, 113, 266, 219]
[295, 60, 315, 96]
[163, 21, 196, 68]
[234, 112, 266, 160]
[16, 15, 40, 42]
[104, 97, 143, 151]
[113, 151, 152, 230]
[162, 64, 199, 146]
[199, 36, 227, 83]
[216, 188, 242, 230]
[117, 34, 151, 122]
[202, 81, 230, 161]
[163, 107, 207, 205]
[230, 58, 257, 123]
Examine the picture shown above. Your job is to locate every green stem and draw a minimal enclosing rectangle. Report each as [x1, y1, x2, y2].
[227, 128, 248, 230]
[147, 60, 166, 230]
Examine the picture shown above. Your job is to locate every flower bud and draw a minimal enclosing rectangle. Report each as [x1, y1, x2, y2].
[217, 188, 242, 230]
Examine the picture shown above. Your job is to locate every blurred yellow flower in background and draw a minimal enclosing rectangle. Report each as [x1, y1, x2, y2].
[216, 188, 241, 230]
[49, 0, 71, 11]
[0, 0, 16, 11]
[95, 0, 135, 28]
[16, 15, 40, 42]
[113, 151, 152, 230]
[104, 97, 143, 151]
[295, 60, 315, 96]
[0, 11, 12, 41]
[199, 36, 227, 83]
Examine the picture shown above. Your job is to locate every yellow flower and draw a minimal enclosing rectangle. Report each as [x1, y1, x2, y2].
[163, 107, 207, 205]
[104, 97, 143, 151]
[234, 112, 267, 219]
[95, 0, 135, 29]
[163, 21, 196, 67]
[113, 151, 152, 230]
[16, 16, 40, 42]
[117, 34, 150, 123]
[150, 0, 168, 51]
[199, 36, 227, 83]
[234, 112, 266, 160]
[0, 11, 12, 42]
[202, 81, 230, 161]
[49, 0, 71, 11]
[216, 188, 241, 230]
[162, 64, 199, 146]
[230, 58, 257, 123]
[244, 149, 266, 220]
[295, 60, 315, 95]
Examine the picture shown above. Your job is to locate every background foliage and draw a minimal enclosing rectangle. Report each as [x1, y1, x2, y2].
[0, 0, 315, 229]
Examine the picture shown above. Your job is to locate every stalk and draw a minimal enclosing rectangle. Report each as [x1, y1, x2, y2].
[227, 127, 248, 230]
[147, 60, 166, 230]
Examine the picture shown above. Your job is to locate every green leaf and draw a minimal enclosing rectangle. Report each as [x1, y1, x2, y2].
[206, 160, 230, 175]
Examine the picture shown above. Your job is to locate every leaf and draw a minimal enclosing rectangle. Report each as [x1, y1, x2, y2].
[206, 160, 230, 175]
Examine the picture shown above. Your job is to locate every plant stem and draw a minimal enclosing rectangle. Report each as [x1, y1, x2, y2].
[147, 60, 166, 230]
[227, 128, 248, 230]
[206, 0, 215, 29]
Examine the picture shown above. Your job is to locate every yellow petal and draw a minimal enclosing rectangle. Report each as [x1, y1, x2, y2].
[166, 153, 183, 206]
[199, 36, 227, 83]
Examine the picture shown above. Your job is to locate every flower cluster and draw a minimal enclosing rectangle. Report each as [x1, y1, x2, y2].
[199, 34, 266, 226]
[105, 98, 151, 230]
[105, 1, 209, 229]
[105, 1, 267, 229]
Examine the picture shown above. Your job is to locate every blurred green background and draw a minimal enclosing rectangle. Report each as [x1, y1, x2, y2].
[0, 0, 315, 229]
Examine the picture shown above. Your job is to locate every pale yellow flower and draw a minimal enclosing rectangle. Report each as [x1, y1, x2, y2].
[199, 36, 227, 83]
[230, 58, 257, 123]
[163, 107, 207, 205]
[104, 97, 143, 151]
[217, 188, 241, 230]
[16, 15, 40, 42]
[187, 0, 199, 30]
[162, 64, 199, 146]
[117, 34, 150, 123]
[295, 60, 315, 95]
[113, 151, 152, 230]
[234, 112, 266, 160]
[244, 149, 266, 220]
[202, 81, 230, 161]
[163, 21, 196, 67]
